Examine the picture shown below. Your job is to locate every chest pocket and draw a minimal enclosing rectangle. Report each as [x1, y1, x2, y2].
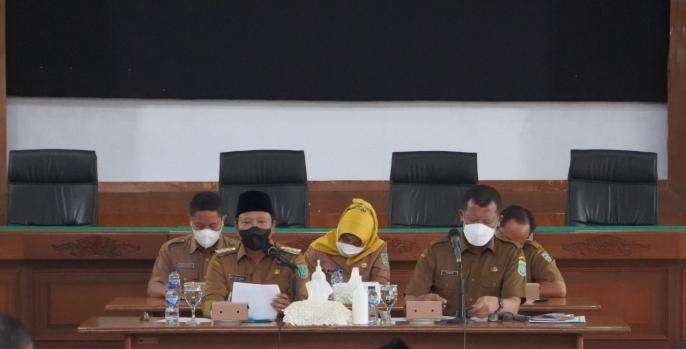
[434, 269, 460, 292]
[479, 266, 503, 293]
[176, 262, 198, 282]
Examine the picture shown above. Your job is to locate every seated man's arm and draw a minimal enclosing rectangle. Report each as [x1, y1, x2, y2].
[531, 250, 567, 298]
[404, 247, 447, 307]
[491, 250, 528, 315]
[540, 280, 567, 298]
[147, 248, 172, 298]
[202, 255, 229, 317]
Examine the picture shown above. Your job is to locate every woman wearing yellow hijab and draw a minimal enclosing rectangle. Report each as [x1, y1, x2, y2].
[300, 198, 390, 293]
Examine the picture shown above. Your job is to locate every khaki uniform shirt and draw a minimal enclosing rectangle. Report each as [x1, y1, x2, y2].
[405, 235, 526, 316]
[202, 242, 303, 317]
[522, 239, 564, 284]
[297, 242, 391, 299]
[148, 234, 238, 289]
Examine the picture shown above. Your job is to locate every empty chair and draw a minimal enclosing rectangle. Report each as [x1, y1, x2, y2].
[7, 149, 98, 225]
[566, 149, 658, 226]
[390, 151, 478, 226]
[219, 150, 308, 227]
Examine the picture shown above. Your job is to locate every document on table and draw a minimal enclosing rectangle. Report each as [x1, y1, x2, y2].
[230, 282, 281, 321]
[529, 315, 586, 323]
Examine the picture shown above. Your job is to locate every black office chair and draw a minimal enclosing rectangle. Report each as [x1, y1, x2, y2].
[389, 151, 478, 227]
[566, 149, 658, 226]
[219, 150, 308, 227]
[7, 149, 98, 225]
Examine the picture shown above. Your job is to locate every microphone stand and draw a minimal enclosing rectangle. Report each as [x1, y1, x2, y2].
[265, 244, 299, 301]
[447, 229, 467, 324]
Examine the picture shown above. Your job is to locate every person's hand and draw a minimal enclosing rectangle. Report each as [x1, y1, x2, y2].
[271, 292, 291, 311]
[469, 296, 499, 318]
[414, 293, 448, 307]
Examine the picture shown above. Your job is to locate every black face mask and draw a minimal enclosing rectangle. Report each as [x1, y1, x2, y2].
[238, 226, 271, 251]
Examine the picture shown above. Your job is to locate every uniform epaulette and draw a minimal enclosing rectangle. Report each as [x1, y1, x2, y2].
[215, 246, 238, 256]
[278, 245, 301, 255]
[164, 236, 188, 247]
[495, 235, 520, 249]
[525, 239, 545, 250]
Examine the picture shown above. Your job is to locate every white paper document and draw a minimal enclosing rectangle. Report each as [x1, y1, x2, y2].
[529, 315, 586, 323]
[231, 282, 281, 321]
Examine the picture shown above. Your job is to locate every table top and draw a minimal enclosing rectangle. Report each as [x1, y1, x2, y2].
[105, 296, 601, 314]
[78, 315, 629, 335]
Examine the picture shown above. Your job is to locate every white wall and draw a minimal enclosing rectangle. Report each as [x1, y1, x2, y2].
[7, 97, 668, 181]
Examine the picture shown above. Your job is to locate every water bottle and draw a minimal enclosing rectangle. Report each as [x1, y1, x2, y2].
[165, 269, 181, 325]
[330, 267, 344, 285]
[168, 268, 181, 293]
[367, 285, 380, 325]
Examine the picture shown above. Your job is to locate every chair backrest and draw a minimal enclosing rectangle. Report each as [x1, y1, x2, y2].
[566, 149, 658, 226]
[219, 150, 308, 227]
[7, 149, 98, 225]
[389, 151, 478, 226]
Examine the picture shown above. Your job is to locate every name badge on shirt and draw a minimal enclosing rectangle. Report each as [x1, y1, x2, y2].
[176, 262, 195, 269]
[228, 274, 247, 282]
[440, 270, 459, 276]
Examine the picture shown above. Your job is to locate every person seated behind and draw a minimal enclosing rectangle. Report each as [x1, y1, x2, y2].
[0, 315, 33, 349]
[404, 184, 526, 318]
[147, 191, 238, 298]
[203, 190, 303, 317]
[298, 198, 389, 298]
[497, 205, 566, 298]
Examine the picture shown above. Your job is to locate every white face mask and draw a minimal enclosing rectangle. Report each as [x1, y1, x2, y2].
[193, 227, 222, 249]
[336, 241, 364, 257]
[463, 223, 496, 247]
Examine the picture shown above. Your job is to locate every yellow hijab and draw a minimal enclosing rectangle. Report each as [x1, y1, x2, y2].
[310, 198, 385, 265]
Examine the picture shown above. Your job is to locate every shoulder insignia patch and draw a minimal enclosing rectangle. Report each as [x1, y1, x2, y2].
[278, 245, 302, 255]
[296, 264, 310, 280]
[380, 252, 390, 267]
[215, 246, 237, 256]
[517, 259, 527, 278]
[541, 251, 553, 263]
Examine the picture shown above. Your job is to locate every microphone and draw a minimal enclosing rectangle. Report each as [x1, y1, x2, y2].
[264, 243, 297, 270]
[448, 228, 467, 325]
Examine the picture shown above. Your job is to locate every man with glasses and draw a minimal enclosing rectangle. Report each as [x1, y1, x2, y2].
[147, 191, 238, 298]
[404, 185, 526, 318]
[202, 190, 304, 317]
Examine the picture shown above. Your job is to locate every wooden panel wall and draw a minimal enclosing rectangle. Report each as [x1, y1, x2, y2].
[96, 180, 684, 227]
[0, 231, 684, 348]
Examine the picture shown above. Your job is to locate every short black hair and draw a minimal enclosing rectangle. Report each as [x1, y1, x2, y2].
[500, 205, 536, 233]
[189, 191, 225, 216]
[0, 315, 33, 349]
[463, 184, 502, 210]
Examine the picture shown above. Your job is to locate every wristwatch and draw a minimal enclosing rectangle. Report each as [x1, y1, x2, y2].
[495, 297, 504, 313]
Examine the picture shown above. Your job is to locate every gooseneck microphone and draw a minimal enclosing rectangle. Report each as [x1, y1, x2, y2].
[448, 228, 467, 324]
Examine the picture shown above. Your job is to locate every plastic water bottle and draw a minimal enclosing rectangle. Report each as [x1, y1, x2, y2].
[367, 285, 380, 325]
[351, 276, 368, 325]
[168, 268, 181, 292]
[330, 267, 344, 285]
[165, 269, 181, 325]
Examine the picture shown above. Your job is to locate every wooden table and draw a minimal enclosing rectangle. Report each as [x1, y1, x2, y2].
[105, 296, 601, 316]
[79, 315, 629, 349]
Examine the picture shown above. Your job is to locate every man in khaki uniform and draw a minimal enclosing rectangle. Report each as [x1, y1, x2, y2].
[497, 205, 566, 298]
[147, 191, 238, 298]
[202, 190, 304, 317]
[405, 185, 526, 318]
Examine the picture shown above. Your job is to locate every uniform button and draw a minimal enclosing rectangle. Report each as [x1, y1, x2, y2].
[470, 278, 475, 282]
